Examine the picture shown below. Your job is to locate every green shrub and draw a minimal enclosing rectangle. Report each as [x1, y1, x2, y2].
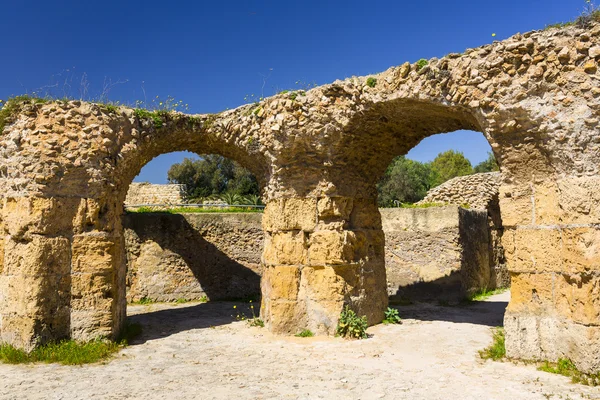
[416, 59, 428, 71]
[336, 306, 368, 339]
[295, 329, 315, 337]
[382, 307, 402, 324]
[539, 358, 600, 386]
[479, 328, 505, 360]
[366, 77, 377, 88]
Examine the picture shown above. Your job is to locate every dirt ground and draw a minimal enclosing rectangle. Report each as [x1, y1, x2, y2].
[1, 291, 599, 400]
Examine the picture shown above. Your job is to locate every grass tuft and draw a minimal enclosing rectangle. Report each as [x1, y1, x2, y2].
[295, 329, 315, 337]
[479, 327, 506, 361]
[0, 95, 49, 133]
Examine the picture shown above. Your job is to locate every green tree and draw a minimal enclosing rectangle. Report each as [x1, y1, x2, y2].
[429, 150, 473, 187]
[377, 156, 432, 206]
[473, 151, 499, 173]
[167, 155, 260, 200]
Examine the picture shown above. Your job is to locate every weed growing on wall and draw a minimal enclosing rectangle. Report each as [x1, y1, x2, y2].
[295, 329, 315, 338]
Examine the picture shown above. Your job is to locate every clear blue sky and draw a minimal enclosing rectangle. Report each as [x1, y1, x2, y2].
[0, 0, 587, 183]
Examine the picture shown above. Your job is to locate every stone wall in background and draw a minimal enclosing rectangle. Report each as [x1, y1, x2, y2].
[419, 172, 509, 289]
[124, 213, 263, 302]
[382, 206, 491, 301]
[124, 208, 492, 303]
[125, 183, 186, 206]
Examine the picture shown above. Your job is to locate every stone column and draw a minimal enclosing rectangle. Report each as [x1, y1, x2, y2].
[501, 177, 600, 373]
[260, 196, 387, 335]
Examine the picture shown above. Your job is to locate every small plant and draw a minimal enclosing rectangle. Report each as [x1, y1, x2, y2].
[233, 300, 263, 328]
[382, 307, 402, 324]
[416, 59, 428, 71]
[132, 297, 153, 305]
[0, 340, 120, 365]
[538, 358, 600, 386]
[134, 108, 164, 128]
[336, 306, 368, 339]
[199, 295, 208, 303]
[366, 77, 377, 88]
[479, 328, 506, 361]
[295, 329, 315, 338]
[175, 298, 189, 304]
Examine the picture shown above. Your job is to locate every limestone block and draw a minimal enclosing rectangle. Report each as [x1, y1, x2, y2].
[70, 310, 114, 341]
[262, 300, 307, 335]
[262, 231, 307, 266]
[507, 272, 555, 314]
[502, 228, 563, 273]
[2, 197, 81, 239]
[555, 273, 600, 326]
[3, 235, 71, 276]
[261, 265, 300, 300]
[562, 227, 600, 273]
[299, 265, 359, 301]
[72, 233, 119, 275]
[262, 198, 317, 232]
[499, 184, 532, 227]
[533, 181, 561, 225]
[349, 198, 382, 230]
[317, 197, 353, 220]
[556, 176, 600, 224]
[308, 230, 366, 265]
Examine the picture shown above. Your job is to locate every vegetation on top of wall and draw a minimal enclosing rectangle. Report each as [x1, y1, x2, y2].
[366, 77, 377, 88]
[0, 95, 49, 133]
[126, 206, 263, 214]
[544, 0, 600, 30]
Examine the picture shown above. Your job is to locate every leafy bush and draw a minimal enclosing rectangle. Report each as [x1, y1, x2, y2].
[416, 59, 428, 71]
[336, 306, 368, 339]
[382, 307, 402, 324]
[295, 329, 315, 337]
[366, 77, 377, 88]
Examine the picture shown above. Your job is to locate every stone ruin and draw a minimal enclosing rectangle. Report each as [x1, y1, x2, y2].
[124, 183, 185, 206]
[0, 22, 599, 372]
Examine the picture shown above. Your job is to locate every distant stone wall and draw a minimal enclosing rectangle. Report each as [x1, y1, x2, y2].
[419, 172, 502, 210]
[125, 183, 186, 205]
[419, 172, 509, 289]
[124, 213, 263, 302]
[381, 206, 491, 301]
[124, 209, 493, 302]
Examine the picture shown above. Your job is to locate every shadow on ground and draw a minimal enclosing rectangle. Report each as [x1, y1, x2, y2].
[126, 301, 256, 344]
[391, 299, 508, 327]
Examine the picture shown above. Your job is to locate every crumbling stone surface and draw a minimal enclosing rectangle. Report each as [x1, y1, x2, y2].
[0, 22, 599, 371]
[419, 172, 502, 211]
[124, 183, 185, 206]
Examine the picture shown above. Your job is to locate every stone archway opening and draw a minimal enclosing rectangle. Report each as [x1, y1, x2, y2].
[375, 129, 508, 305]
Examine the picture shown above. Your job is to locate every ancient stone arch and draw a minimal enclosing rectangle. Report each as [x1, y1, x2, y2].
[0, 23, 599, 371]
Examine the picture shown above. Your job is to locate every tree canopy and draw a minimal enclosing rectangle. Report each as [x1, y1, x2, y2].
[167, 155, 260, 200]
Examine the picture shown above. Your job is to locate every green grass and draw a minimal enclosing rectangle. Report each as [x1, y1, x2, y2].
[0, 322, 142, 365]
[127, 206, 263, 214]
[295, 329, 315, 337]
[134, 108, 165, 128]
[416, 59, 428, 71]
[479, 328, 506, 361]
[467, 288, 508, 302]
[0, 95, 49, 133]
[538, 358, 600, 386]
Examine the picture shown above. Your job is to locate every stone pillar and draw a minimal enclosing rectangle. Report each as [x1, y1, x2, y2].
[260, 196, 387, 335]
[501, 177, 600, 373]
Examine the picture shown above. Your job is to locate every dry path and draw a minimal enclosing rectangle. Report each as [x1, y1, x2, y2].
[1, 292, 598, 400]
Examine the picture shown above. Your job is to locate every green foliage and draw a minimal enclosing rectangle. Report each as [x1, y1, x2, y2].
[479, 328, 506, 361]
[127, 205, 263, 214]
[416, 59, 428, 71]
[366, 77, 377, 88]
[382, 307, 402, 324]
[233, 300, 263, 327]
[538, 358, 600, 386]
[467, 288, 508, 301]
[167, 155, 260, 201]
[473, 152, 499, 173]
[377, 156, 433, 207]
[295, 329, 315, 337]
[0, 96, 49, 133]
[429, 150, 473, 187]
[134, 108, 164, 128]
[396, 202, 445, 209]
[336, 306, 368, 339]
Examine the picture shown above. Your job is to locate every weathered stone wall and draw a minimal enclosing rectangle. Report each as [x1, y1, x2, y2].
[0, 22, 598, 371]
[124, 209, 491, 304]
[124, 213, 262, 302]
[382, 206, 490, 301]
[418, 172, 509, 288]
[125, 183, 185, 205]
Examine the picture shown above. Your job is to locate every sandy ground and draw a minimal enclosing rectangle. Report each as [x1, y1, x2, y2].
[1, 291, 599, 400]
